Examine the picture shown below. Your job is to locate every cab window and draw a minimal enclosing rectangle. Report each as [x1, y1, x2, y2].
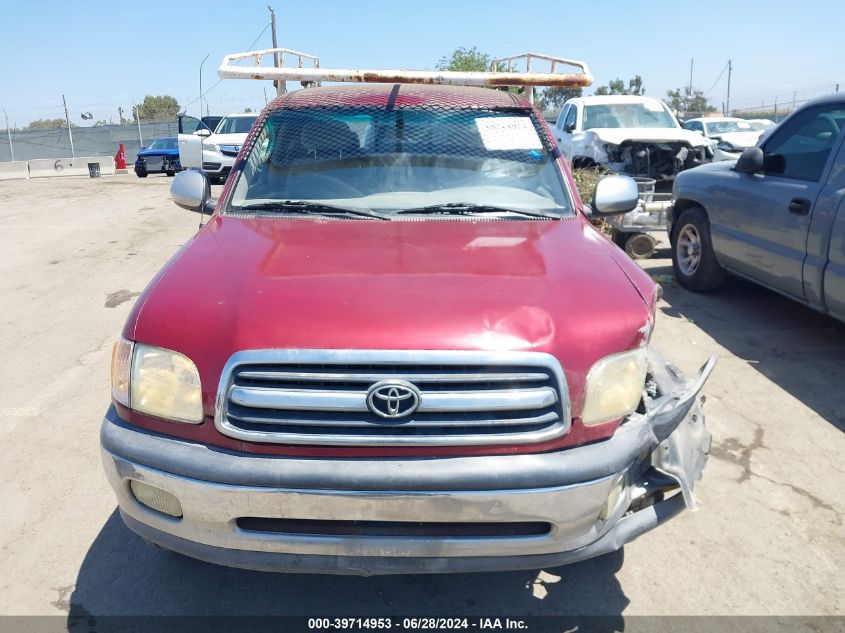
[563, 106, 577, 131]
[763, 106, 844, 182]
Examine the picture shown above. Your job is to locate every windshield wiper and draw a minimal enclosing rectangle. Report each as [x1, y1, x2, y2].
[396, 202, 560, 219]
[238, 200, 389, 220]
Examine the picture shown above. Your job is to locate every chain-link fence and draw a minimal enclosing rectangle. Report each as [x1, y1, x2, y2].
[0, 121, 179, 163]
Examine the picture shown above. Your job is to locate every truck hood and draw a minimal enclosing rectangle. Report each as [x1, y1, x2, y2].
[206, 132, 249, 146]
[588, 127, 707, 147]
[712, 131, 761, 149]
[127, 215, 654, 416]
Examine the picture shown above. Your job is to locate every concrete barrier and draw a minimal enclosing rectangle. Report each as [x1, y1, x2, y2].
[0, 161, 30, 180]
[28, 156, 116, 178]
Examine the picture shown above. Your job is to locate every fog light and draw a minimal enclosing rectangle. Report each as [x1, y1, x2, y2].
[130, 480, 183, 517]
[599, 476, 625, 521]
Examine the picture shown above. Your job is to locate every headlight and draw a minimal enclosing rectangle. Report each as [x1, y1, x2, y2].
[202, 143, 219, 154]
[581, 348, 648, 426]
[110, 337, 204, 424]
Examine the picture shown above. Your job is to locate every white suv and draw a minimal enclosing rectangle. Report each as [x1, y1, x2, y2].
[201, 113, 258, 183]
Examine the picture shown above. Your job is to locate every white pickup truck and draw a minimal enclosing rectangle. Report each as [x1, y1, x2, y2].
[552, 95, 712, 258]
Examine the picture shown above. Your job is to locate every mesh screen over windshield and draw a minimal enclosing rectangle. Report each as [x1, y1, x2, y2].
[231, 102, 571, 214]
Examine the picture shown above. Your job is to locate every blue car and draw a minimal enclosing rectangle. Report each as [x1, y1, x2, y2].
[135, 137, 182, 178]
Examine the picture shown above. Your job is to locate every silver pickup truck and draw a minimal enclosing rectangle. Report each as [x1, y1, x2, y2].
[668, 94, 845, 322]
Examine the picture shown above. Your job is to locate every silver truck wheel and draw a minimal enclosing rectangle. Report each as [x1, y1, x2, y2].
[671, 206, 726, 292]
[677, 225, 701, 275]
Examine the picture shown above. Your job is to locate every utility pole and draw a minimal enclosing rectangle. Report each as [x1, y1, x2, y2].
[725, 59, 732, 116]
[792, 91, 797, 112]
[2, 108, 13, 161]
[62, 94, 75, 158]
[774, 96, 778, 122]
[132, 101, 144, 147]
[268, 5, 283, 96]
[199, 53, 210, 119]
[836, 83, 840, 93]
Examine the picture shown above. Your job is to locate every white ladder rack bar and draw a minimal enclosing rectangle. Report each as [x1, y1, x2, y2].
[218, 49, 593, 94]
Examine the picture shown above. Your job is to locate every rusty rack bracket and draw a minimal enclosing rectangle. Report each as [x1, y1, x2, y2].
[218, 49, 593, 99]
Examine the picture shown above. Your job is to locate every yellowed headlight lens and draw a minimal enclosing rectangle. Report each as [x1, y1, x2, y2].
[130, 344, 203, 423]
[581, 348, 648, 426]
[110, 338, 134, 407]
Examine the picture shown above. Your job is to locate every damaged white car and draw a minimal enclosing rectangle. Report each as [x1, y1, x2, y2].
[682, 116, 764, 161]
[553, 95, 712, 178]
[552, 95, 713, 259]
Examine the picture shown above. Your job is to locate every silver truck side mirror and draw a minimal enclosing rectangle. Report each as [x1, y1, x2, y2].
[171, 169, 214, 214]
[590, 175, 640, 217]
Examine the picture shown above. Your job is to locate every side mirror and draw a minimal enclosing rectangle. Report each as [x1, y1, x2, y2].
[195, 128, 211, 137]
[171, 169, 214, 214]
[590, 175, 640, 217]
[734, 147, 764, 174]
[564, 122, 576, 133]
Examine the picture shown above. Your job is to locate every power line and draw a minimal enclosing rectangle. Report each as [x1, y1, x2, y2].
[246, 22, 271, 52]
[181, 22, 271, 112]
[706, 62, 729, 95]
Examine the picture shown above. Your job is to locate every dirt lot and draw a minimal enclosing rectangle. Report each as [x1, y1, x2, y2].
[0, 175, 843, 620]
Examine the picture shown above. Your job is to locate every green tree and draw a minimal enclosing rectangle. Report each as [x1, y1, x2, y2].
[244, 107, 254, 113]
[133, 95, 181, 122]
[437, 46, 492, 72]
[594, 75, 645, 96]
[665, 87, 716, 114]
[26, 118, 75, 131]
[535, 86, 583, 115]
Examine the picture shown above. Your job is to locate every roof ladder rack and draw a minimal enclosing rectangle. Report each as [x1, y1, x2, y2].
[218, 48, 593, 101]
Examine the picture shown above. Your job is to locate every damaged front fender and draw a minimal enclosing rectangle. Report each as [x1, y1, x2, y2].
[637, 350, 717, 511]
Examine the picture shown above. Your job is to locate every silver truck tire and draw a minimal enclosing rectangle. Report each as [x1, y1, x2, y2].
[672, 207, 726, 292]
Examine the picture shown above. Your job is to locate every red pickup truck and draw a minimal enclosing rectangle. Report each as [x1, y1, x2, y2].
[102, 81, 715, 574]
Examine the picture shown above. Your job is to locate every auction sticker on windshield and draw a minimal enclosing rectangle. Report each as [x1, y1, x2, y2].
[475, 116, 543, 151]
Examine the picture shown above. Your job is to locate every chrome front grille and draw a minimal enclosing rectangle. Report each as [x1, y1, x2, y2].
[215, 350, 570, 446]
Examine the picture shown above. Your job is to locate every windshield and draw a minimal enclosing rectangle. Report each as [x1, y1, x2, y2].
[583, 101, 677, 130]
[705, 120, 754, 135]
[215, 115, 258, 135]
[748, 120, 774, 131]
[148, 138, 176, 150]
[228, 107, 572, 216]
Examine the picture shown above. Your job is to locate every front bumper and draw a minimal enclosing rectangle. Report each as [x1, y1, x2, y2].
[100, 353, 715, 575]
[134, 156, 181, 174]
[201, 151, 234, 177]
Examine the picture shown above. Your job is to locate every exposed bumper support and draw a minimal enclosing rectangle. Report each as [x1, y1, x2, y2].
[100, 352, 715, 574]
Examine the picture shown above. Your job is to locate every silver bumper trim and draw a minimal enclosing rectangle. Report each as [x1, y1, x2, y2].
[118, 492, 687, 575]
[102, 447, 621, 558]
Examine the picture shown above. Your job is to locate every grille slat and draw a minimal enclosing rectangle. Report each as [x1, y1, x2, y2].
[237, 370, 550, 383]
[215, 350, 570, 447]
[230, 385, 557, 413]
[227, 410, 559, 428]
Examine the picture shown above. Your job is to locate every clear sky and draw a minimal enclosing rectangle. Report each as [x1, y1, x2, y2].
[1, 0, 842, 127]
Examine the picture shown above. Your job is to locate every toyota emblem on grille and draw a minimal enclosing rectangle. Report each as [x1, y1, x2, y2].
[366, 380, 421, 419]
